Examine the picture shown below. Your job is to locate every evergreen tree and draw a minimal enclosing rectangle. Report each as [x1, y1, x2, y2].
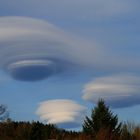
[83, 99, 122, 136]
[30, 121, 45, 140]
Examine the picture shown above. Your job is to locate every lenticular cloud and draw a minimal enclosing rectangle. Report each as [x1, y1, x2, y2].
[83, 74, 140, 108]
[36, 99, 86, 129]
[0, 16, 101, 81]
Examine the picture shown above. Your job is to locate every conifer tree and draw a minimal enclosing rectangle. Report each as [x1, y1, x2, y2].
[83, 99, 121, 136]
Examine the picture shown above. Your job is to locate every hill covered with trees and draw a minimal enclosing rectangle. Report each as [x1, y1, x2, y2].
[0, 101, 140, 140]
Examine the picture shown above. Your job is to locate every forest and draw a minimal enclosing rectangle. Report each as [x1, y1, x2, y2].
[0, 100, 140, 140]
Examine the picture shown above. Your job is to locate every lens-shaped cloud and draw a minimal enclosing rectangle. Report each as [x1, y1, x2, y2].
[36, 99, 86, 129]
[0, 16, 140, 82]
[83, 74, 140, 108]
[0, 16, 102, 81]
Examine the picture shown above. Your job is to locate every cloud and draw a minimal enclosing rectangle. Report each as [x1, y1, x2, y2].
[45, 0, 134, 18]
[83, 74, 140, 108]
[0, 0, 137, 20]
[0, 16, 102, 81]
[0, 16, 140, 82]
[36, 99, 86, 129]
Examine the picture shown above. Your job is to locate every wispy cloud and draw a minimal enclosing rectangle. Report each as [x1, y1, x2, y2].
[45, 0, 134, 18]
[36, 99, 86, 129]
[83, 74, 140, 108]
[0, 0, 138, 20]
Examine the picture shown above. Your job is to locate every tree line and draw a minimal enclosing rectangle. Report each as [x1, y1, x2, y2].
[0, 101, 140, 140]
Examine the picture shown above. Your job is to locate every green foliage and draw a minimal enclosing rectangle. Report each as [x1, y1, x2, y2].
[30, 121, 44, 140]
[83, 99, 122, 137]
[120, 122, 140, 140]
[0, 102, 140, 140]
[0, 121, 82, 140]
[0, 119, 140, 140]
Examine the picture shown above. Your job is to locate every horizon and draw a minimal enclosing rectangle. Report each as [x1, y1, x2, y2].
[0, 0, 140, 130]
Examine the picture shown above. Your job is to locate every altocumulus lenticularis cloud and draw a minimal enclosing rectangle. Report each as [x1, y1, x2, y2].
[0, 16, 140, 82]
[83, 74, 140, 108]
[0, 16, 102, 81]
[36, 99, 86, 129]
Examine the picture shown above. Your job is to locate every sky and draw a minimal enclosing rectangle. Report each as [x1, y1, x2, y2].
[0, 0, 140, 130]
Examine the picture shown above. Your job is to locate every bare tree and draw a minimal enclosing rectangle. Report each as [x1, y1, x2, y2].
[0, 104, 9, 121]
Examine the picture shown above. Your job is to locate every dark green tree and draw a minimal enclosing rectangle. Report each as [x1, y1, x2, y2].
[30, 121, 45, 140]
[83, 99, 122, 136]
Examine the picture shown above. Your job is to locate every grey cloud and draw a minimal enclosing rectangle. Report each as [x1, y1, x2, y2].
[0, 0, 138, 20]
[0, 16, 140, 81]
[0, 16, 102, 81]
[36, 99, 86, 129]
[46, 0, 133, 18]
[83, 74, 140, 108]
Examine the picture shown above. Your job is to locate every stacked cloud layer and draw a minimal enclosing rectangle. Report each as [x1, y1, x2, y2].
[0, 16, 103, 81]
[36, 99, 86, 129]
[0, 16, 140, 81]
[83, 74, 140, 108]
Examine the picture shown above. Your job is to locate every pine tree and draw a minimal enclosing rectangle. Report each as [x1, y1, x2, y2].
[83, 99, 122, 136]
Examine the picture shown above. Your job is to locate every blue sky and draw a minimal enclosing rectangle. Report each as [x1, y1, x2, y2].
[0, 0, 140, 130]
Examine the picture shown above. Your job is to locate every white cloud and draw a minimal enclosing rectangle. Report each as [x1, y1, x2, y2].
[83, 74, 140, 108]
[36, 99, 86, 129]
